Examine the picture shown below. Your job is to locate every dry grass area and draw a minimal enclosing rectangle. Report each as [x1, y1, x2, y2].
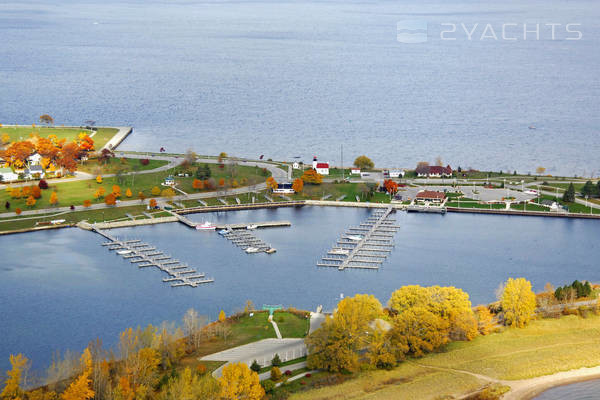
[289, 315, 600, 400]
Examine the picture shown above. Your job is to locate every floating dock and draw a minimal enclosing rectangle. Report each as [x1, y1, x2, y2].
[94, 227, 213, 288]
[175, 201, 305, 214]
[317, 206, 398, 271]
[220, 229, 276, 254]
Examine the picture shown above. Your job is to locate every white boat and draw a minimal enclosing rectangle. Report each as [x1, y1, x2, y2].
[246, 224, 258, 230]
[117, 250, 132, 255]
[347, 235, 363, 241]
[245, 247, 261, 253]
[330, 248, 349, 255]
[50, 219, 66, 225]
[218, 229, 229, 235]
[266, 248, 277, 254]
[196, 221, 216, 230]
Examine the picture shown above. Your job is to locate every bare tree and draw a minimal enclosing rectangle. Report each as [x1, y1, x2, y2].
[183, 308, 207, 350]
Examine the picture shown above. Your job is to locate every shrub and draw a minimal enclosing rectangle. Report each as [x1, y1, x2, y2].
[250, 360, 261, 373]
[284, 370, 292, 376]
[270, 366, 282, 381]
[196, 364, 207, 375]
[15, 208, 21, 215]
[140, 158, 150, 166]
[38, 179, 48, 189]
[261, 380, 275, 393]
[271, 353, 282, 367]
[305, 373, 311, 378]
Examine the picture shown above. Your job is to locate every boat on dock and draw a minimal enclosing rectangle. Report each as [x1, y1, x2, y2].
[117, 250, 132, 255]
[266, 248, 277, 254]
[330, 248, 349, 255]
[218, 229, 229, 235]
[347, 235, 363, 241]
[196, 221, 216, 230]
[245, 247, 261, 253]
[246, 224, 258, 230]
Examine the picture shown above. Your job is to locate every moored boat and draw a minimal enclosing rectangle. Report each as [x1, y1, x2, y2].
[117, 250, 132, 255]
[196, 221, 216, 230]
[245, 247, 260, 253]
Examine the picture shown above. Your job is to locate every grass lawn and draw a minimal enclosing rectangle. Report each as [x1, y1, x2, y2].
[273, 311, 310, 338]
[446, 202, 506, 210]
[510, 203, 549, 212]
[77, 158, 169, 175]
[289, 183, 390, 203]
[0, 126, 118, 149]
[288, 315, 600, 400]
[0, 205, 152, 231]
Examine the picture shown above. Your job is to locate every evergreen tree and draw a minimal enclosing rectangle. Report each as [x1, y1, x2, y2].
[581, 181, 596, 197]
[271, 353, 282, 367]
[563, 183, 576, 202]
[250, 360, 261, 373]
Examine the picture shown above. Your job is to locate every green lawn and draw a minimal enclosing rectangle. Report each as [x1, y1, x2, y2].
[446, 202, 506, 210]
[0, 126, 118, 150]
[289, 183, 390, 203]
[78, 157, 168, 175]
[273, 311, 310, 338]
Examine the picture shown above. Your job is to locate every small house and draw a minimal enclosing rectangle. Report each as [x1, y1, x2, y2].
[541, 199, 559, 210]
[315, 162, 329, 175]
[25, 165, 45, 179]
[415, 190, 446, 203]
[416, 165, 453, 178]
[292, 162, 300, 169]
[351, 168, 360, 175]
[389, 170, 405, 178]
[163, 175, 175, 186]
[27, 153, 42, 166]
[0, 167, 18, 183]
[273, 182, 295, 194]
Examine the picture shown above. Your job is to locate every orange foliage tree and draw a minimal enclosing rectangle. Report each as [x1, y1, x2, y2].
[61, 348, 94, 400]
[192, 179, 204, 190]
[149, 199, 157, 208]
[15, 208, 22, 215]
[57, 142, 80, 173]
[292, 178, 303, 193]
[26, 195, 36, 208]
[94, 187, 105, 200]
[383, 179, 398, 195]
[1, 141, 35, 168]
[83, 199, 92, 208]
[112, 185, 121, 198]
[105, 193, 117, 206]
[31, 185, 42, 199]
[301, 169, 323, 184]
[219, 178, 225, 187]
[266, 177, 278, 190]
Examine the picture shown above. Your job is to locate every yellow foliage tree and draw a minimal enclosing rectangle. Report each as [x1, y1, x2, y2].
[391, 306, 449, 357]
[94, 187, 105, 200]
[96, 175, 102, 184]
[474, 305, 494, 335]
[60, 348, 94, 400]
[218, 362, 264, 400]
[501, 277, 537, 328]
[112, 185, 121, 198]
[0, 354, 28, 400]
[161, 188, 175, 198]
[125, 188, 132, 198]
[353, 155, 374, 170]
[151, 186, 161, 196]
[49, 191, 58, 206]
[218, 310, 226, 322]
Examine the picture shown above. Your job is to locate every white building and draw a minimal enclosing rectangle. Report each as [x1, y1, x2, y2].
[27, 153, 42, 166]
[292, 162, 300, 169]
[351, 168, 361, 175]
[389, 170, 405, 178]
[311, 156, 329, 175]
[0, 167, 18, 183]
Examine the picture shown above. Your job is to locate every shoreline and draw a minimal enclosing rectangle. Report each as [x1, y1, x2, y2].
[504, 365, 600, 399]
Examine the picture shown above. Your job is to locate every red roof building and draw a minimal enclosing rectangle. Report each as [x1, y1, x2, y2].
[316, 163, 329, 168]
[416, 190, 446, 202]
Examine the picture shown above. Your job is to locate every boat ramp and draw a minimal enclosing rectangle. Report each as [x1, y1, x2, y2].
[317, 206, 399, 271]
[94, 227, 213, 288]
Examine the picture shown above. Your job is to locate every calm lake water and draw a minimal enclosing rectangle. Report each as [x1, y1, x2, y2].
[1, 208, 599, 373]
[535, 379, 600, 399]
[1, 0, 599, 175]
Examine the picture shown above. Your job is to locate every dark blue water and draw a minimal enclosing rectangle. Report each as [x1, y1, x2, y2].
[1, 0, 599, 175]
[535, 379, 600, 399]
[1, 208, 599, 373]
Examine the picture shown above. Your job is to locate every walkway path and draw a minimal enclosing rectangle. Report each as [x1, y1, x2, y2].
[258, 361, 307, 381]
[269, 315, 283, 339]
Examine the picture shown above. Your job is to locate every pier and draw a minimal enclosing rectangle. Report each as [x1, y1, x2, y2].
[175, 201, 305, 215]
[220, 229, 276, 254]
[93, 226, 213, 287]
[317, 206, 398, 271]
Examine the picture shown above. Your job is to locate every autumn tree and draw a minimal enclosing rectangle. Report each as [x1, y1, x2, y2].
[149, 199, 157, 208]
[192, 179, 204, 191]
[161, 188, 175, 198]
[160, 367, 219, 400]
[1, 141, 35, 168]
[1, 354, 29, 399]
[270, 366, 281, 382]
[31, 185, 42, 199]
[306, 294, 383, 372]
[474, 305, 494, 335]
[383, 179, 398, 195]
[125, 188, 132, 198]
[112, 185, 121, 198]
[49, 191, 59, 206]
[292, 178, 303, 193]
[218, 310, 226, 322]
[60, 348, 94, 400]
[138, 192, 146, 202]
[39, 114, 54, 125]
[15, 208, 21, 215]
[57, 142, 80, 173]
[301, 169, 323, 184]
[105, 193, 117, 206]
[151, 186, 161, 196]
[96, 175, 102, 184]
[266, 177, 278, 191]
[218, 363, 265, 400]
[391, 306, 449, 357]
[501, 277, 537, 328]
[353, 155, 374, 170]
[83, 199, 92, 208]
[94, 187, 105, 200]
[536, 166, 546, 175]
[26, 195, 36, 208]
[218, 178, 225, 187]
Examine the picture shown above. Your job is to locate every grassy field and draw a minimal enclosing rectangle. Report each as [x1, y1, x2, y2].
[0, 126, 119, 149]
[288, 315, 600, 400]
[289, 182, 391, 203]
[446, 201, 506, 210]
[1, 164, 268, 211]
[0, 205, 153, 231]
[77, 157, 169, 174]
